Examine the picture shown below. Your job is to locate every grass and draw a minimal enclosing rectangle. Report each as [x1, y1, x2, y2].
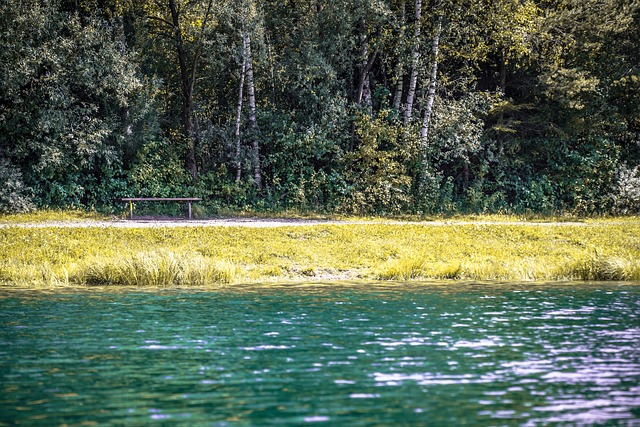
[0, 209, 109, 224]
[75, 250, 237, 287]
[1, 215, 639, 287]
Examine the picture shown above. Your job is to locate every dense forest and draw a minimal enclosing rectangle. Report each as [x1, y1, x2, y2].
[1, 0, 639, 215]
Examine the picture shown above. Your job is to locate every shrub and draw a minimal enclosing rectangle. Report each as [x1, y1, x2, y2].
[612, 165, 640, 215]
[338, 111, 413, 214]
[0, 158, 34, 213]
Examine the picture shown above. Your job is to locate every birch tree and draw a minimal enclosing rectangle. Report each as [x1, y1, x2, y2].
[392, 1, 406, 112]
[420, 15, 442, 145]
[234, 44, 246, 183]
[230, 0, 262, 190]
[244, 32, 262, 190]
[403, 0, 422, 127]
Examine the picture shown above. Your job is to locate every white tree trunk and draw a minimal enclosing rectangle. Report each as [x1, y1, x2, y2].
[392, 1, 406, 112]
[420, 16, 441, 144]
[418, 15, 442, 190]
[403, 0, 422, 127]
[234, 39, 247, 183]
[244, 34, 261, 190]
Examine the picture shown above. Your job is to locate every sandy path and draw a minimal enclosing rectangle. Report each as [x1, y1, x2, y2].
[1, 218, 342, 228]
[0, 217, 594, 228]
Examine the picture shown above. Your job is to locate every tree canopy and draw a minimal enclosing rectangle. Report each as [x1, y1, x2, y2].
[1, 0, 639, 215]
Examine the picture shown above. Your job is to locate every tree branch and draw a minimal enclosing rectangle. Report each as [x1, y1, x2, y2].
[147, 15, 174, 29]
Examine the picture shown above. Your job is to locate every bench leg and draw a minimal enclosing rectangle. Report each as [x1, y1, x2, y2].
[188, 202, 192, 220]
[129, 201, 133, 220]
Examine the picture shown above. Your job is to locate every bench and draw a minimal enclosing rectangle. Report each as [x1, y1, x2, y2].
[119, 198, 202, 220]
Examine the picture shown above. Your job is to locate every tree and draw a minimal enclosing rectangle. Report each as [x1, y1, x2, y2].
[539, 0, 640, 140]
[1, 0, 638, 215]
[419, 14, 442, 151]
[0, 0, 140, 206]
[144, 0, 215, 180]
[234, 39, 247, 183]
[244, 32, 262, 190]
[391, 1, 406, 112]
[403, 0, 422, 127]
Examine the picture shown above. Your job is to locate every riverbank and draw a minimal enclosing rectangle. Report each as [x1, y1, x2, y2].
[1, 214, 639, 286]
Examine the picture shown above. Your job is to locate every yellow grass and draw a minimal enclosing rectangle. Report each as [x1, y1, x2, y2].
[1, 218, 639, 287]
[0, 209, 108, 224]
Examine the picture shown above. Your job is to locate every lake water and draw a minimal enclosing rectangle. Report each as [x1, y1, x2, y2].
[1, 283, 639, 426]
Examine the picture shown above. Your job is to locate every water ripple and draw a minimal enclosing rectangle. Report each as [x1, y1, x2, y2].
[1, 283, 639, 426]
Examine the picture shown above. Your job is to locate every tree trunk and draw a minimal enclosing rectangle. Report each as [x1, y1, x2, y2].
[403, 0, 422, 128]
[497, 53, 507, 156]
[166, 0, 213, 180]
[392, 1, 406, 112]
[244, 34, 261, 191]
[499, 54, 507, 94]
[169, 0, 197, 180]
[235, 40, 247, 183]
[462, 159, 470, 190]
[356, 43, 377, 107]
[417, 14, 442, 191]
[420, 16, 442, 144]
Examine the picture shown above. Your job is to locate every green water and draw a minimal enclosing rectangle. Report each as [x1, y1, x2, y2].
[1, 283, 639, 426]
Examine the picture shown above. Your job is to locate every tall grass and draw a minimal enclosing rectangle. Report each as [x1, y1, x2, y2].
[1, 219, 639, 286]
[375, 254, 640, 282]
[558, 254, 640, 281]
[376, 258, 462, 280]
[76, 250, 236, 287]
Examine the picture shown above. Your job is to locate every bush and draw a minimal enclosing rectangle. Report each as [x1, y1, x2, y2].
[338, 111, 413, 214]
[0, 159, 34, 213]
[259, 108, 346, 212]
[127, 138, 191, 198]
[613, 165, 640, 214]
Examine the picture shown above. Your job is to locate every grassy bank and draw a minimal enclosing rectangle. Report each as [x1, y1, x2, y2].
[0, 209, 108, 224]
[1, 216, 639, 287]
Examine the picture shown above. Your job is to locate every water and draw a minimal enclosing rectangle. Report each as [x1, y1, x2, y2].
[1, 283, 639, 426]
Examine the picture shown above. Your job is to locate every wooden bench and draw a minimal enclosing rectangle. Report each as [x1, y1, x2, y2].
[120, 198, 202, 220]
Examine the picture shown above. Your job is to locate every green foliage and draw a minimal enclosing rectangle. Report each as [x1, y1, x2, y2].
[260, 108, 346, 211]
[0, 0, 140, 208]
[518, 176, 556, 214]
[0, 0, 637, 216]
[128, 138, 191, 198]
[0, 158, 34, 213]
[439, 133, 624, 215]
[339, 111, 413, 214]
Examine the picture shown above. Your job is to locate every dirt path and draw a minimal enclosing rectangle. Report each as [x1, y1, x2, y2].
[1, 217, 342, 228]
[0, 217, 595, 228]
